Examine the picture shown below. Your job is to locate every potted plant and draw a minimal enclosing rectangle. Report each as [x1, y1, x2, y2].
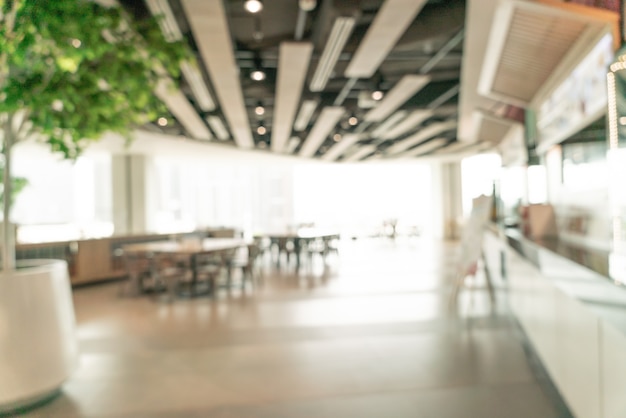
[0, 0, 188, 412]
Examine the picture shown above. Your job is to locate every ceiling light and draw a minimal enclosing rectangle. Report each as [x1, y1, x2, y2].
[244, 0, 263, 13]
[322, 133, 361, 161]
[145, 0, 183, 42]
[345, 0, 428, 78]
[157, 117, 168, 127]
[371, 90, 384, 101]
[309, 16, 356, 92]
[348, 116, 358, 126]
[299, 106, 345, 157]
[180, 61, 216, 112]
[299, 0, 317, 11]
[294, 99, 318, 131]
[255, 105, 265, 116]
[250, 69, 266, 81]
[206, 115, 230, 140]
[154, 78, 212, 140]
[258, 141, 267, 149]
[257, 125, 267, 135]
[364, 75, 430, 122]
[271, 42, 313, 153]
[333, 133, 342, 142]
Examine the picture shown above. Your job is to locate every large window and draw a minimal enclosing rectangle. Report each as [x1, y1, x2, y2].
[461, 153, 501, 216]
[293, 162, 432, 237]
[12, 144, 113, 243]
[148, 157, 294, 236]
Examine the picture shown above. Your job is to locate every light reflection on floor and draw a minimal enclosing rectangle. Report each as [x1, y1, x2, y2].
[23, 237, 569, 418]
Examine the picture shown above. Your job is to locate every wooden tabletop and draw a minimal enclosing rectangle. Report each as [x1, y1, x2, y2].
[254, 228, 339, 240]
[121, 238, 248, 255]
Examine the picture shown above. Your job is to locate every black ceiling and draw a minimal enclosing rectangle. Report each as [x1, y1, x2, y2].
[121, 0, 467, 160]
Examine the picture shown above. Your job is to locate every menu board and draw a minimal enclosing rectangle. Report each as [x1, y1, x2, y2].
[536, 33, 613, 151]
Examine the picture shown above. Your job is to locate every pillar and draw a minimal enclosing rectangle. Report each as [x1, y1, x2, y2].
[432, 161, 463, 240]
[111, 155, 149, 235]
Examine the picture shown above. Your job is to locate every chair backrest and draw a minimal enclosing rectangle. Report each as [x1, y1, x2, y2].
[247, 243, 261, 260]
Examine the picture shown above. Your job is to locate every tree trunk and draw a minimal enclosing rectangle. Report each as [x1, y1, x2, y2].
[3, 114, 15, 272]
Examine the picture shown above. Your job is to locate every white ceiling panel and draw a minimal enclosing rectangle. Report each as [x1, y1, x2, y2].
[342, 145, 377, 162]
[271, 42, 313, 153]
[181, 0, 254, 149]
[294, 100, 318, 132]
[397, 137, 448, 158]
[364, 75, 430, 122]
[321, 134, 361, 161]
[154, 79, 212, 141]
[381, 110, 434, 140]
[471, 111, 520, 145]
[298, 107, 345, 158]
[386, 120, 457, 155]
[345, 0, 429, 78]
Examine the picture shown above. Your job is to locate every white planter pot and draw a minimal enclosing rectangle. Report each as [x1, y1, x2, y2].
[0, 259, 78, 413]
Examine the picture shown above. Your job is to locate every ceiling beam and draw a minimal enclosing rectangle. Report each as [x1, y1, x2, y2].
[386, 120, 457, 155]
[181, 0, 254, 149]
[271, 42, 313, 153]
[298, 107, 345, 157]
[344, 0, 429, 79]
[321, 133, 361, 161]
[364, 75, 430, 122]
[342, 145, 377, 162]
[154, 79, 212, 141]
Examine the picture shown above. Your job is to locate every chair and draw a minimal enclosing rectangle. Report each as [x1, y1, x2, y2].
[195, 248, 238, 295]
[229, 243, 261, 289]
[119, 250, 159, 297]
[276, 237, 297, 267]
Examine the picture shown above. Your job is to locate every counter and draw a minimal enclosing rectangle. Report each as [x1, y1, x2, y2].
[484, 226, 626, 418]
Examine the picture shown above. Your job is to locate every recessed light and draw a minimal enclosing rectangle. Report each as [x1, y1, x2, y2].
[299, 0, 317, 11]
[255, 105, 265, 116]
[348, 116, 358, 126]
[250, 69, 266, 81]
[244, 0, 263, 13]
[257, 125, 267, 135]
[157, 117, 168, 127]
[371, 90, 384, 101]
[333, 133, 342, 142]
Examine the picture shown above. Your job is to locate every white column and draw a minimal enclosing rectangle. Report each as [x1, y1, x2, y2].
[111, 155, 149, 235]
[432, 161, 463, 240]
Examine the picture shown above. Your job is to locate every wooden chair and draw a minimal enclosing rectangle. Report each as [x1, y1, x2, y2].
[276, 237, 297, 267]
[229, 243, 261, 289]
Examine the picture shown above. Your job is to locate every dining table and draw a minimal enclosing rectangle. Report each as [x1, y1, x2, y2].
[121, 237, 248, 297]
[253, 228, 340, 268]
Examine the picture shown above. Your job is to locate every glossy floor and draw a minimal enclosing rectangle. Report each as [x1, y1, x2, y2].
[21, 238, 570, 417]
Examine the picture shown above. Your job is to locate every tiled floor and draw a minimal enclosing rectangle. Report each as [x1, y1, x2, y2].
[19, 238, 570, 417]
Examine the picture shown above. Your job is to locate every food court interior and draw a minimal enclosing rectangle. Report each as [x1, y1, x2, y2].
[3, 0, 626, 417]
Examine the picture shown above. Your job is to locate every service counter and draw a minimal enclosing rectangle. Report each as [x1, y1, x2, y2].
[484, 226, 626, 418]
